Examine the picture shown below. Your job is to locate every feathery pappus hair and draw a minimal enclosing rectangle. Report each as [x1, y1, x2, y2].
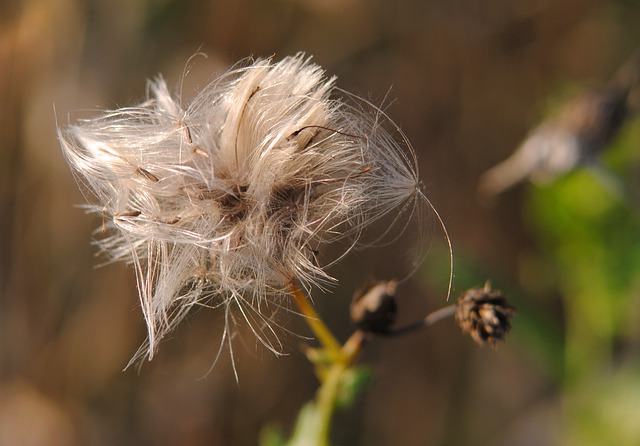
[59, 53, 439, 365]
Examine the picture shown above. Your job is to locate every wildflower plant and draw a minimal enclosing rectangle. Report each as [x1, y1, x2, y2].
[60, 53, 513, 445]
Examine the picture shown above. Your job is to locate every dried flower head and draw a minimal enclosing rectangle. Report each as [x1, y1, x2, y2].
[350, 280, 398, 335]
[455, 282, 515, 346]
[59, 53, 429, 363]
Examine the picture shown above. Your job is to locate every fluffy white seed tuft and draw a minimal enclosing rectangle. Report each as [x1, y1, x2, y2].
[59, 53, 427, 364]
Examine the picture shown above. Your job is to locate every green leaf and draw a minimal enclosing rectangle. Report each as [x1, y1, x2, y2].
[335, 366, 372, 409]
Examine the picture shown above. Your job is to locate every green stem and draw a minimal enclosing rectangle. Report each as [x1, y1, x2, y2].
[287, 284, 366, 446]
[285, 281, 458, 446]
[317, 330, 366, 436]
[289, 282, 345, 364]
[315, 363, 345, 445]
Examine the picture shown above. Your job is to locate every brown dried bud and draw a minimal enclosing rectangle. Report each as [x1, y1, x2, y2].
[350, 280, 398, 334]
[455, 282, 515, 346]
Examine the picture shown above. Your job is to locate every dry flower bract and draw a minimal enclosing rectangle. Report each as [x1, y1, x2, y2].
[59, 53, 426, 363]
[455, 282, 515, 346]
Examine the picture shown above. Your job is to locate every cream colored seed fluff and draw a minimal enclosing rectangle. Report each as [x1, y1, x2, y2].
[59, 53, 424, 364]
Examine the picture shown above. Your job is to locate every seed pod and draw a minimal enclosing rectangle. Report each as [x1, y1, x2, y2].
[351, 280, 398, 335]
[455, 282, 515, 346]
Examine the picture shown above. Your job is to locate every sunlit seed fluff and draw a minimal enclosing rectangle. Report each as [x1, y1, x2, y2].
[59, 53, 423, 363]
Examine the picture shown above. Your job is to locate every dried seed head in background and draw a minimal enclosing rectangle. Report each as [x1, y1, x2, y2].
[455, 282, 515, 346]
[59, 53, 428, 363]
[478, 47, 640, 201]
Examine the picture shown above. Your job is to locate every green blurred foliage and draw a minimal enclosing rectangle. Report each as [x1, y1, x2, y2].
[524, 116, 640, 444]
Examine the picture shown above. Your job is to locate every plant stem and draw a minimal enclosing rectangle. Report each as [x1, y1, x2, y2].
[287, 283, 367, 446]
[289, 282, 344, 363]
[315, 362, 344, 445]
[286, 283, 457, 446]
[384, 304, 456, 337]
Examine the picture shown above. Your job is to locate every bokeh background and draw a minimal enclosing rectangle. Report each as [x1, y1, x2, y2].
[3, 0, 640, 445]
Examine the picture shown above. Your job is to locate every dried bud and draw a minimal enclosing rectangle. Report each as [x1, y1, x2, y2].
[455, 282, 515, 346]
[350, 280, 398, 334]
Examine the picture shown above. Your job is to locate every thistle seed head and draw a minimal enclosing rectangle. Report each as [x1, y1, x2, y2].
[59, 53, 425, 362]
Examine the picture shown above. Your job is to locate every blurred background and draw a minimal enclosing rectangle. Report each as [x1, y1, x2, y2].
[2, 0, 640, 445]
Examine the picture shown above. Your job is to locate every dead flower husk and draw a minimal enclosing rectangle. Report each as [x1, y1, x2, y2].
[455, 282, 515, 346]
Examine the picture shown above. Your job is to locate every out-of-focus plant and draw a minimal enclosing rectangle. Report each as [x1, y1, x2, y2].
[475, 45, 640, 445]
[526, 117, 640, 446]
[479, 48, 640, 202]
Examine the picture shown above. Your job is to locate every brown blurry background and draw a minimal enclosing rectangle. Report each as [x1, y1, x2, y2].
[2, 1, 640, 445]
